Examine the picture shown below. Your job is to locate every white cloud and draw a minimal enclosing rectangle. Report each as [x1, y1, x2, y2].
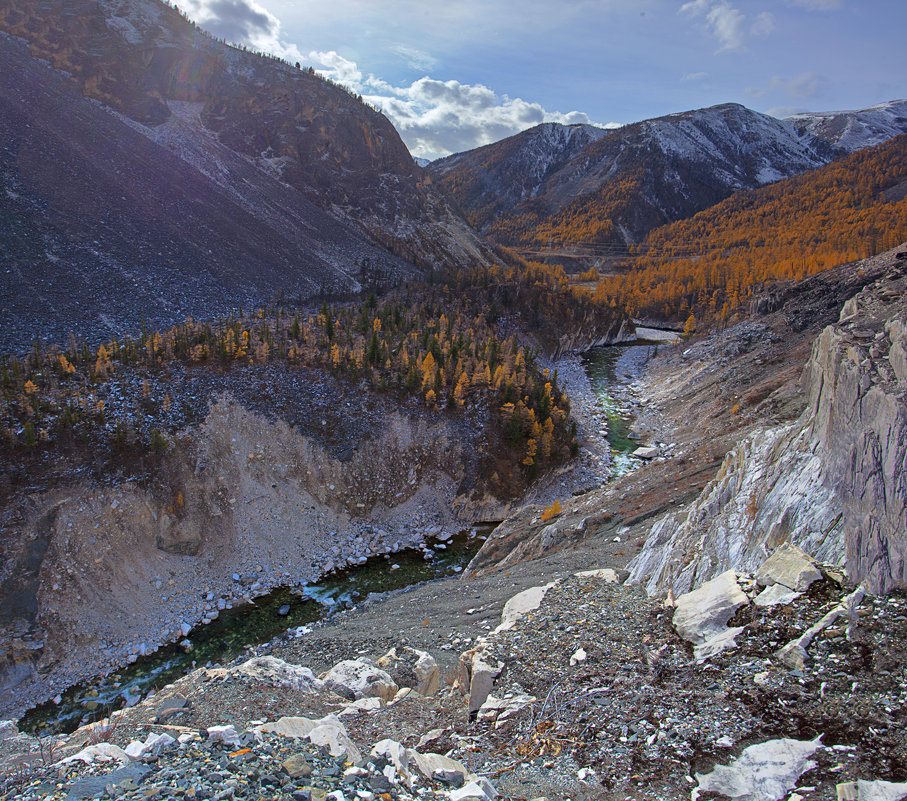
[390, 44, 438, 71]
[681, 71, 709, 82]
[751, 11, 775, 36]
[680, 0, 776, 52]
[360, 75, 614, 160]
[185, 0, 615, 160]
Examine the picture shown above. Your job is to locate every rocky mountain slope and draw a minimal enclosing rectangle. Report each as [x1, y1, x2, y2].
[429, 100, 907, 255]
[0, 0, 490, 350]
[628, 246, 907, 597]
[787, 99, 907, 153]
[2, 549, 905, 801]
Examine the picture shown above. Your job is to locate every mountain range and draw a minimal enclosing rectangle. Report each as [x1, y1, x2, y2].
[429, 99, 907, 257]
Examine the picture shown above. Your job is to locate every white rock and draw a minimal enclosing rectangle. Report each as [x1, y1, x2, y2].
[574, 568, 621, 583]
[55, 743, 130, 766]
[371, 739, 410, 773]
[450, 778, 499, 800]
[673, 570, 749, 662]
[0, 720, 18, 741]
[338, 697, 382, 716]
[692, 737, 822, 801]
[323, 659, 398, 702]
[376, 646, 440, 696]
[633, 446, 660, 459]
[406, 749, 469, 785]
[757, 543, 823, 592]
[225, 656, 324, 692]
[206, 725, 242, 749]
[124, 732, 176, 760]
[495, 582, 557, 634]
[255, 715, 361, 762]
[836, 779, 907, 801]
[478, 693, 537, 726]
[755, 584, 802, 608]
[570, 648, 587, 666]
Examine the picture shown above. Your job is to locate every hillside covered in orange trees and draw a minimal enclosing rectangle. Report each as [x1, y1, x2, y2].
[594, 134, 907, 324]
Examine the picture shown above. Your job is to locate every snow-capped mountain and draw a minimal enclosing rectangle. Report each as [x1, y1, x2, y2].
[429, 101, 905, 249]
[786, 100, 907, 153]
[430, 123, 609, 227]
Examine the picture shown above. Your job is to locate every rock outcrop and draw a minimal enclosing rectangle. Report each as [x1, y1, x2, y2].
[629, 247, 907, 595]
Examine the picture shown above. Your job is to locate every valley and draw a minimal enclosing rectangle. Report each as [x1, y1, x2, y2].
[0, 0, 906, 798]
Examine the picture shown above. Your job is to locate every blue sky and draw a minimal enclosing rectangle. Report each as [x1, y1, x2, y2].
[183, 0, 907, 160]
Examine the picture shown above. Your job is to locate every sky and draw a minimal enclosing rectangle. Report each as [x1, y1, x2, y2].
[180, 0, 907, 161]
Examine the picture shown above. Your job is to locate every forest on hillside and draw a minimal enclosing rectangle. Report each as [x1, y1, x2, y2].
[594, 135, 907, 324]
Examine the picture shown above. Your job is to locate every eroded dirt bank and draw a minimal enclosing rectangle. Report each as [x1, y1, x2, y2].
[0, 380, 508, 720]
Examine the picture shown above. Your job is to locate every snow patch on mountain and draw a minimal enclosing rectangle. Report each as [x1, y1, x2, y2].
[785, 99, 907, 153]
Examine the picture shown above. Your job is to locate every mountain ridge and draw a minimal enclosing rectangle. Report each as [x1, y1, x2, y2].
[429, 99, 907, 255]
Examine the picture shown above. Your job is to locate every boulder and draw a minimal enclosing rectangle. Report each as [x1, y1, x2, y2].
[458, 646, 504, 715]
[227, 656, 324, 692]
[495, 582, 557, 634]
[693, 737, 822, 801]
[205, 725, 242, 749]
[673, 570, 749, 662]
[574, 568, 622, 583]
[54, 743, 130, 766]
[255, 714, 361, 762]
[406, 749, 469, 787]
[124, 732, 176, 760]
[322, 659, 398, 702]
[836, 780, 907, 801]
[450, 778, 499, 800]
[756, 543, 822, 592]
[376, 646, 439, 696]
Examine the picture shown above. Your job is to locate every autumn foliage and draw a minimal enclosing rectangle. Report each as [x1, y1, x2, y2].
[594, 135, 907, 323]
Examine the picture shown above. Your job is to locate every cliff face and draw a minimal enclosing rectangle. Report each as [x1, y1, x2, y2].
[629, 248, 907, 596]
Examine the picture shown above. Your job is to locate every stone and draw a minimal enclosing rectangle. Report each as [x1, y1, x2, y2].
[124, 732, 176, 759]
[323, 659, 398, 702]
[338, 697, 382, 716]
[450, 778, 499, 800]
[278, 604, 291, 616]
[371, 739, 410, 773]
[0, 720, 18, 741]
[63, 763, 150, 800]
[836, 780, 907, 801]
[570, 648, 587, 666]
[478, 693, 537, 726]
[756, 543, 822, 592]
[574, 568, 621, 583]
[458, 647, 504, 715]
[255, 715, 361, 762]
[215, 656, 324, 692]
[55, 742, 130, 766]
[206, 725, 242, 749]
[282, 754, 314, 779]
[632, 446, 660, 459]
[754, 584, 802, 608]
[376, 646, 440, 696]
[693, 737, 822, 801]
[672, 570, 749, 662]
[495, 582, 557, 633]
[406, 749, 469, 787]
